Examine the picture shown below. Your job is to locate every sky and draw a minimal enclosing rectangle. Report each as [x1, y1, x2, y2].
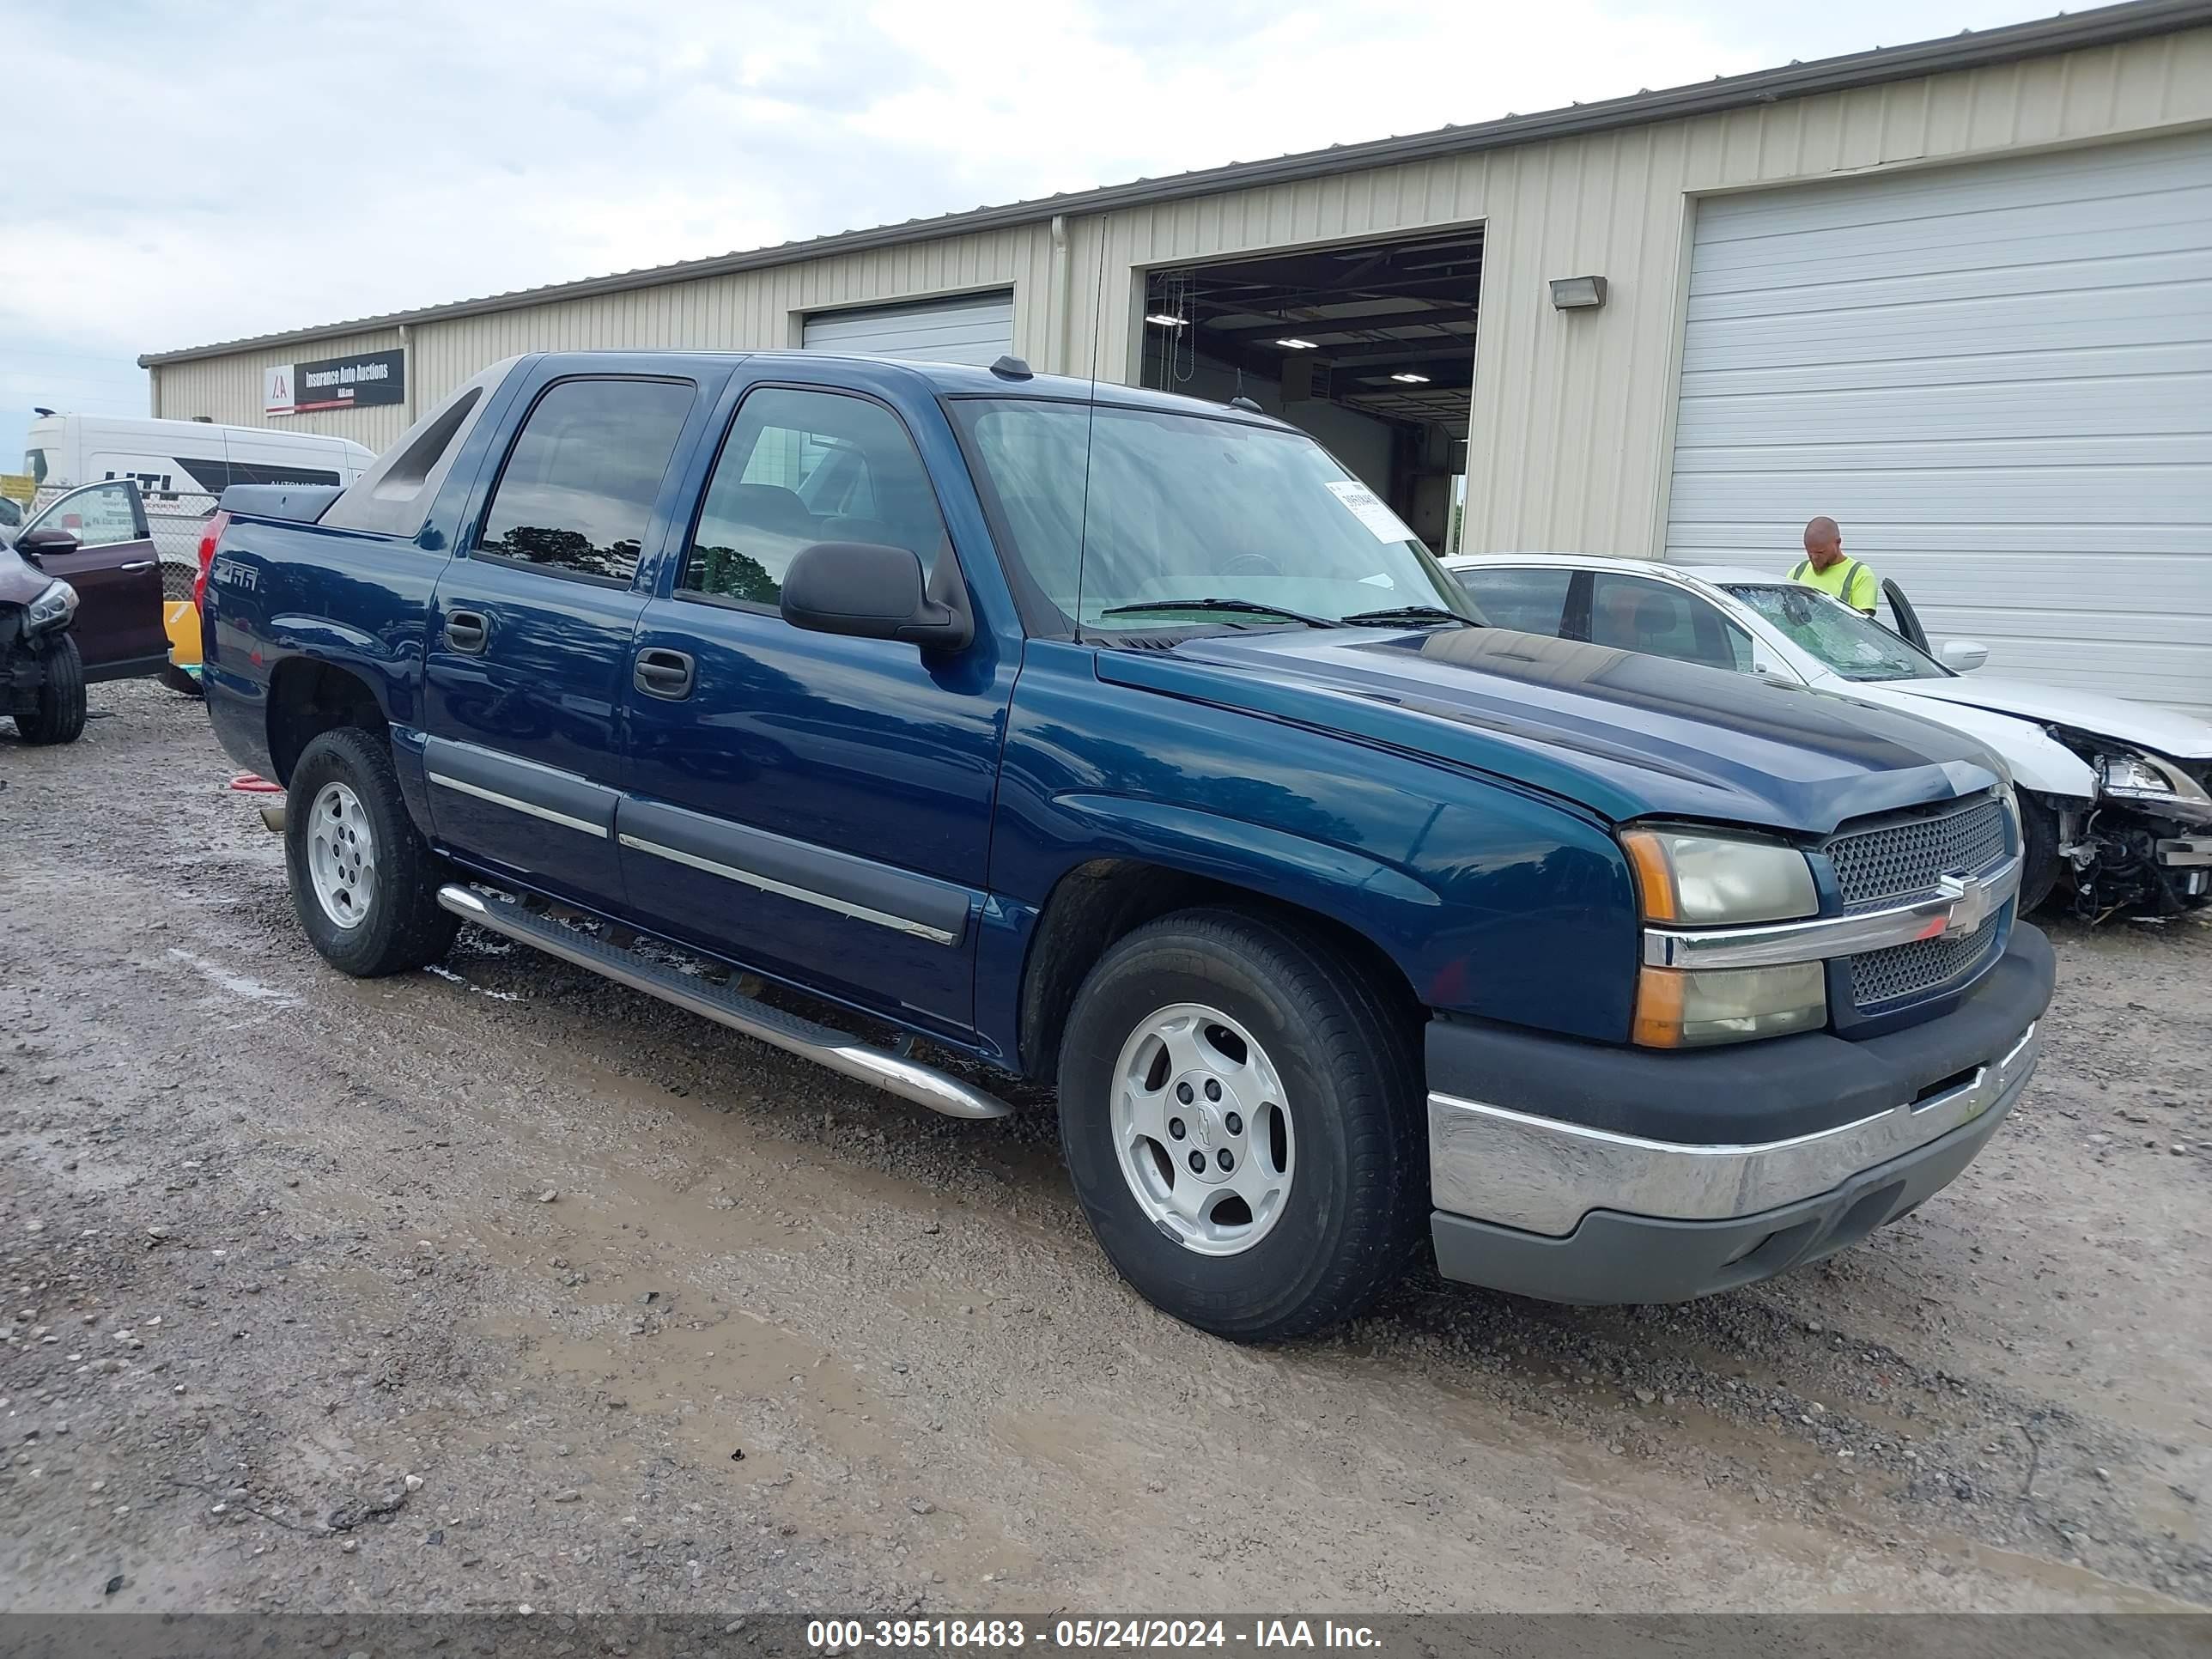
[3, 0, 2063, 470]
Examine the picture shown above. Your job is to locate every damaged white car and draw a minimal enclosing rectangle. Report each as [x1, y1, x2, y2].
[1443, 554, 2212, 919]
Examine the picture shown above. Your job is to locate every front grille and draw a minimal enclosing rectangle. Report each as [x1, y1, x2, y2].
[1849, 915, 2001, 1008]
[1826, 797, 2007, 913]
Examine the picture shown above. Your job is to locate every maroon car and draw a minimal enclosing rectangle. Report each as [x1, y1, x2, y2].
[2, 480, 167, 744]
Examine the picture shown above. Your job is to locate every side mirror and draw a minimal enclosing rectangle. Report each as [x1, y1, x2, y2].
[18, 526, 80, 556]
[1939, 638, 1990, 673]
[780, 541, 972, 651]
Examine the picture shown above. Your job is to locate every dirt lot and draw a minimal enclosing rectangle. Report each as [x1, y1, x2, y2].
[2, 683, 2207, 1615]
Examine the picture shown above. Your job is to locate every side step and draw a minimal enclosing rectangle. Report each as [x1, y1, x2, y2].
[436, 884, 1012, 1121]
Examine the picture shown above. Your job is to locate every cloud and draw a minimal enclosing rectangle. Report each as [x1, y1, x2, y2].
[0, 0, 2053, 465]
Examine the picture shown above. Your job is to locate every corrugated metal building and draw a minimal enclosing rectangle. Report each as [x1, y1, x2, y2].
[140, 0, 2212, 708]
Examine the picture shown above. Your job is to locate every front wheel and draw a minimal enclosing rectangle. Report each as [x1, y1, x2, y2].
[9, 634, 88, 745]
[285, 727, 459, 976]
[1058, 909, 1426, 1341]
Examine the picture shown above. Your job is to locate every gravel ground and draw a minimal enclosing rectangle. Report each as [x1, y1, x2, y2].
[1, 682, 2207, 1614]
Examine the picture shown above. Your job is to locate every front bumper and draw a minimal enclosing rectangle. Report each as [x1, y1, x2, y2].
[1426, 924, 2054, 1304]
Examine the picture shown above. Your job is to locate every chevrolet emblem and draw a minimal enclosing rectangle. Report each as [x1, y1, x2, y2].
[1936, 872, 1992, 937]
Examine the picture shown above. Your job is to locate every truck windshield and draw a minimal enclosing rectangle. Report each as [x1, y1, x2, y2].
[1724, 583, 1950, 683]
[953, 398, 1478, 635]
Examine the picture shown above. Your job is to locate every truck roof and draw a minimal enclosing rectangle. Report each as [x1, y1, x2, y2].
[526, 349, 1304, 428]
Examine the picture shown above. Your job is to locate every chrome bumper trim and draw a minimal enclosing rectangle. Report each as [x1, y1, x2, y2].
[1427, 1022, 2039, 1237]
[1643, 853, 2021, 969]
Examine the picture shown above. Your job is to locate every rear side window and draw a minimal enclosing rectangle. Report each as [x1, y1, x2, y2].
[1455, 566, 1572, 635]
[477, 378, 692, 584]
[23, 449, 47, 486]
[681, 386, 945, 607]
[1587, 573, 1750, 672]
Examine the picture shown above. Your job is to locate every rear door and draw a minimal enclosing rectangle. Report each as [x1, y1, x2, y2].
[421, 365, 717, 911]
[617, 370, 1016, 1040]
[18, 480, 167, 675]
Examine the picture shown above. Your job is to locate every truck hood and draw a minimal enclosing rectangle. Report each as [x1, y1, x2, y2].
[1097, 626, 2007, 837]
[1881, 674, 2212, 761]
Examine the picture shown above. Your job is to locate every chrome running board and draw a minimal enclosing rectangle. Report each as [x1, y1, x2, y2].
[435, 884, 1011, 1121]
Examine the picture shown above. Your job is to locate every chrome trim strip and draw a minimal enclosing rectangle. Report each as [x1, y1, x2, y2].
[1428, 1022, 2039, 1237]
[428, 772, 608, 838]
[1644, 853, 2021, 969]
[436, 885, 1007, 1120]
[617, 832, 959, 946]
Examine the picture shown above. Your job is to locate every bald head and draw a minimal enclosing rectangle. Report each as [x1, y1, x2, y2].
[1803, 515, 1842, 571]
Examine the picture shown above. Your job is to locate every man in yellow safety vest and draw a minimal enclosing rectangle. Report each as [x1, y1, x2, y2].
[1789, 516, 1879, 616]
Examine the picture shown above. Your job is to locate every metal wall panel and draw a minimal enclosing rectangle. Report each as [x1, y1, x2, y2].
[1667, 128, 2212, 711]
[142, 27, 2211, 599]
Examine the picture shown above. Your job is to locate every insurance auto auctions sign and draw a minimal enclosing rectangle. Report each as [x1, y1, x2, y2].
[264, 349, 404, 416]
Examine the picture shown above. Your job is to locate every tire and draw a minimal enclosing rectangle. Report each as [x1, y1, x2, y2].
[2019, 795, 2063, 914]
[10, 634, 88, 745]
[1057, 908, 1426, 1341]
[285, 726, 459, 976]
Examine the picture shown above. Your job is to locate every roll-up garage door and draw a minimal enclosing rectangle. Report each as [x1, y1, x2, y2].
[1666, 131, 2212, 713]
[802, 293, 1014, 368]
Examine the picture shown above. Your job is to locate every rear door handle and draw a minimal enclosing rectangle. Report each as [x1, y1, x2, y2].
[445, 610, 489, 653]
[118, 560, 157, 572]
[635, 648, 695, 699]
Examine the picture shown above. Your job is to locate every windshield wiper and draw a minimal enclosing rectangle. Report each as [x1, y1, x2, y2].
[1098, 598, 1345, 629]
[1335, 604, 1475, 628]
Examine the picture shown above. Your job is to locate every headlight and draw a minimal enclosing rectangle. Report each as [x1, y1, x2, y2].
[1633, 962, 1827, 1048]
[2098, 749, 2212, 812]
[1619, 828, 1819, 925]
[24, 579, 77, 631]
[1622, 828, 1826, 1047]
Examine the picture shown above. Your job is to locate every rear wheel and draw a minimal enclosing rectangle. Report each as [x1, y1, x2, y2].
[1058, 909, 1425, 1341]
[285, 727, 459, 976]
[10, 634, 88, 745]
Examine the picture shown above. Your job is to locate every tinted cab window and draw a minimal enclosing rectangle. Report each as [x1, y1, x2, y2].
[477, 378, 693, 583]
[682, 387, 945, 608]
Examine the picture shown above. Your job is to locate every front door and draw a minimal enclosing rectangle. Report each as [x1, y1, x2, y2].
[18, 481, 167, 676]
[619, 377, 1015, 1040]
[421, 370, 706, 910]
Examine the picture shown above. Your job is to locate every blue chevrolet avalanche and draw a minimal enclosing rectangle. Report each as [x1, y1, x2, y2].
[193, 350, 2053, 1340]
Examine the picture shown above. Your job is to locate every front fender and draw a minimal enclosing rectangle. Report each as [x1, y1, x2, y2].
[982, 641, 1641, 1061]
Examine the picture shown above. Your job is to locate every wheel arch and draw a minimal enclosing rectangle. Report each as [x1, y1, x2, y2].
[1014, 852, 1427, 1085]
[265, 656, 387, 787]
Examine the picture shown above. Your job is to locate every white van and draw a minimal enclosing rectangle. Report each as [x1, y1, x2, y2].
[23, 414, 376, 571]
[22, 414, 374, 501]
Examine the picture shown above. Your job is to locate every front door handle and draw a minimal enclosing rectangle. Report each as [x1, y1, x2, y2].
[118, 560, 157, 572]
[635, 647, 695, 700]
[445, 610, 489, 653]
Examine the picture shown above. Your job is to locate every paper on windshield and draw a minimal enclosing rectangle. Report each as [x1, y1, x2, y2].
[1323, 479, 1417, 544]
